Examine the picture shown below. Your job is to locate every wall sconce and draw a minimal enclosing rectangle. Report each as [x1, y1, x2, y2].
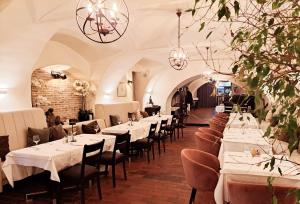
[127, 80, 133, 84]
[51, 71, 67, 79]
[0, 89, 8, 95]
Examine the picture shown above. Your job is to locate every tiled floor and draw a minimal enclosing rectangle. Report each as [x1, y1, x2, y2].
[0, 127, 216, 204]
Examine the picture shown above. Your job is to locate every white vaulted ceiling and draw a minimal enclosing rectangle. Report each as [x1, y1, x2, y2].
[0, 0, 235, 111]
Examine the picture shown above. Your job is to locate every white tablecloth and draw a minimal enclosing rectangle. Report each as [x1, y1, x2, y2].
[2, 134, 115, 187]
[215, 105, 225, 113]
[140, 115, 173, 131]
[101, 121, 150, 142]
[219, 128, 271, 161]
[215, 151, 300, 204]
[227, 113, 259, 129]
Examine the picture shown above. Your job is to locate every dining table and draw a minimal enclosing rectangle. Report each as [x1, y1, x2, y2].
[139, 114, 173, 131]
[215, 112, 300, 204]
[101, 121, 151, 142]
[215, 151, 300, 203]
[2, 134, 116, 187]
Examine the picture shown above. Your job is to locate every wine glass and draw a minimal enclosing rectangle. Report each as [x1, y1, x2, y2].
[33, 135, 40, 146]
[152, 112, 155, 116]
[94, 125, 100, 134]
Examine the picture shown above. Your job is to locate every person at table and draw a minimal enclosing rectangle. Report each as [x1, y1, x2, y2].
[55, 116, 64, 125]
[46, 108, 56, 127]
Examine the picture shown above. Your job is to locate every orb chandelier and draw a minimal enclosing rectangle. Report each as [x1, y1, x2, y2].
[169, 9, 188, 70]
[76, 0, 129, 43]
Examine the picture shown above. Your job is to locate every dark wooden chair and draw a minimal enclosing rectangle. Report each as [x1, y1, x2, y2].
[59, 139, 105, 204]
[133, 123, 157, 162]
[176, 115, 185, 138]
[166, 116, 176, 142]
[151, 119, 168, 155]
[100, 132, 131, 188]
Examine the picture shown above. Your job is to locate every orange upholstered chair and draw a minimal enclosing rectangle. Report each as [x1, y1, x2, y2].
[194, 132, 220, 156]
[195, 131, 221, 145]
[181, 149, 219, 204]
[228, 181, 297, 204]
[209, 120, 225, 133]
[198, 127, 223, 138]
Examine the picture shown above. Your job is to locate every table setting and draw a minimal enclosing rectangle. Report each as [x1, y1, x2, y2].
[2, 133, 115, 187]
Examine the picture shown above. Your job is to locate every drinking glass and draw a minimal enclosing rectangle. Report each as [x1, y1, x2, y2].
[94, 125, 100, 134]
[152, 112, 155, 116]
[33, 135, 40, 145]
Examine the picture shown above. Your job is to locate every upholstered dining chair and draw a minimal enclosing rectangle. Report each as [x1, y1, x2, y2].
[181, 149, 219, 204]
[133, 123, 157, 162]
[194, 132, 221, 156]
[100, 132, 131, 188]
[176, 115, 185, 139]
[198, 127, 223, 138]
[228, 180, 297, 204]
[209, 120, 225, 133]
[59, 140, 105, 204]
[195, 131, 221, 145]
[151, 119, 168, 155]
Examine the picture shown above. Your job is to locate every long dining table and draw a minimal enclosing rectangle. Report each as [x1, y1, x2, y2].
[2, 134, 116, 187]
[215, 112, 300, 204]
[101, 114, 173, 141]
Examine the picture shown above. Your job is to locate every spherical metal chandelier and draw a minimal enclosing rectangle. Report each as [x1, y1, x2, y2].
[76, 0, 129, 43]
[169, 9, 188, 70]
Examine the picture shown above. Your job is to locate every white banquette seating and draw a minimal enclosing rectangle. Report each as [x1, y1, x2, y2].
[95, 101, 140, 127]
[0, 108, 107, 193]
[0, 108, 47, 192]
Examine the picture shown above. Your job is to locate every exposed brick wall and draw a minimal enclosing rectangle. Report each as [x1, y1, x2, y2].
[31, 69, 84, 121]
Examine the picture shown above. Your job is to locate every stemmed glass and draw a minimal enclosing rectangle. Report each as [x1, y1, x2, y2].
[33, 135, 40, 146]
[94, 125, 100, 134]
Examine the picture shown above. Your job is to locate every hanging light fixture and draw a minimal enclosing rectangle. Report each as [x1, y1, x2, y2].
[76, 0, 129, 43]
[169, 9, 188, 70]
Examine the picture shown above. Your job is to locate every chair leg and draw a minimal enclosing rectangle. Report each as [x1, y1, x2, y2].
[147, 148, 150, 163]
[173, 130, 176, 141]
[157, 139, 161, 156]
[163, 138, 166, 153]
[96, 175, 102, 200]
[152, 143, 155, 160]
[181, 127, 183, 138]
[169, 131, 172, 143]
[112, 164, 116, 188]
[189, 188, 197, 204]
[123, 160, 127, 180]
[177, 128, 179, 139]
[105, 165, 108, 176]
[80, 184, 85, 204]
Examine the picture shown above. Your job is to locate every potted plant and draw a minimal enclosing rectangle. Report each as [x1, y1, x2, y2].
[73, 80, 91, 122]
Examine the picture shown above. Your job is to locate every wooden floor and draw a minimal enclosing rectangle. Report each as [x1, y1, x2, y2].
[185, 108, 215, 125]
[0, 127, 215, 204]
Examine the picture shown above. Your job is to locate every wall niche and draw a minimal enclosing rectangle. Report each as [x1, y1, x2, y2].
[31, 67, 93, 121]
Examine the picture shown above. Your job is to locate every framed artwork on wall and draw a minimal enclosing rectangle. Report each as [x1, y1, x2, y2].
[117, 82, 127, 97]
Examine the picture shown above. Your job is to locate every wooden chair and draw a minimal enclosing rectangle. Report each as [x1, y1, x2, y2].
[133, 123, 157, 162]
[166, 116, 177, 142]
[176, 115, 185, 138]
[181, 149, 219, 204]
[151, 119, 168, 155]
[59, 140, 105, 204]
[100, 132, 131, 188]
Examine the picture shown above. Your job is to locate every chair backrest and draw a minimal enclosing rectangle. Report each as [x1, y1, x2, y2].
[81, 139, 105, 178]
[113, 131, 131, 158]
[159, 119, 168, 133]
[171, 116, 177, 127]
[228, 180, 297, 204]
[209, 120, 225, 133]
[198, 127, 223, 138]
[148, 123, 158, 139]
[194, 132, 220, 156]
[181, 149, 219, 191]
[196, 131, 221, 145]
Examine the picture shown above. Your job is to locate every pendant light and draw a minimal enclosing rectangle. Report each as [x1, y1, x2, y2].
[76, 0, 129, 43]
[169, 9, 188, 70]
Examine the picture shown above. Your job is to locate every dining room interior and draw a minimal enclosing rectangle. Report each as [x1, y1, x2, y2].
[0, 0, 299, 204]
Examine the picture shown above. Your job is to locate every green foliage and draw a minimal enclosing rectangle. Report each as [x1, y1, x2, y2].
[187, 0, 300, 202]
